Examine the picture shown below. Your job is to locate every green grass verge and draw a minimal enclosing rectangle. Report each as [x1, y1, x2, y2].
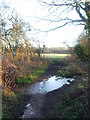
[42, 54, 68, 61]
[2, 93, 31, 118]
[57, 65, 83, 78]
[57, 66, 77, 78]
[54, 80, 89, 118]
[2, 93, 21, 118]
[16, 64, 47, 85]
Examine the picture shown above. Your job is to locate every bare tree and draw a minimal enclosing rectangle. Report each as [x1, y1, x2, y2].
[38, 0, 89, 31]
[32, 38, 41, 57]
[0, 1, 32, 63]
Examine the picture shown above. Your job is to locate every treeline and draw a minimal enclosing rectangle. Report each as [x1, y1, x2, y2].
[44, 48, 70, 54]
[34, 47, 71, 54]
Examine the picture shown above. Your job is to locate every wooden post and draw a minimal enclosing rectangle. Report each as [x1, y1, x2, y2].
[0, 39, 2, 120]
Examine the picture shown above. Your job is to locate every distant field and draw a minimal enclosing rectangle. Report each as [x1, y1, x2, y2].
[41, 53, 70, 61]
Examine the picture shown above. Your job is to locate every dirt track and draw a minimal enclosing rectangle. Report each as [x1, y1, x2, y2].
[21, 61, 75, 118]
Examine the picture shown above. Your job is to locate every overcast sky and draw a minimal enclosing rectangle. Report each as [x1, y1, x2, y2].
[5, 0, 84, 48]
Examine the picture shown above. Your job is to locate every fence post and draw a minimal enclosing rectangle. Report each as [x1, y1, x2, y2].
[0, 37, 2, 120]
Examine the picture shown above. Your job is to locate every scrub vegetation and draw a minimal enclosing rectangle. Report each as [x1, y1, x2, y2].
[0, 0, 89, 119]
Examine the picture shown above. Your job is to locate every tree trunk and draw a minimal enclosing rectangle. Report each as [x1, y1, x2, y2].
[12, 46, 18, 64]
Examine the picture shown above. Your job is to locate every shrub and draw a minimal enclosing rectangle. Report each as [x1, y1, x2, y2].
[74, 33, 88, 62]
[74, 44, 87, 61]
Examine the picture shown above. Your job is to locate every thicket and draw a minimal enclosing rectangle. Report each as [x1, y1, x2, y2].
[74, 33, 88, 62]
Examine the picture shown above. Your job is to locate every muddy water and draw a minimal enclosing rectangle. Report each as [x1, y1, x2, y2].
[27, 76, 74, 94]
[22, 75, 74, 118]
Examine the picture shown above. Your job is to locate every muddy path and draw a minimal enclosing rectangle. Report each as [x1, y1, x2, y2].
[20, 61, 75, 119]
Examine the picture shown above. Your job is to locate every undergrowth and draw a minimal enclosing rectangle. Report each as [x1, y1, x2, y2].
[54, 79, 89, 118]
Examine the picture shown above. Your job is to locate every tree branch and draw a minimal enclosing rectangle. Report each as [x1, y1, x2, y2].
[33, 16, 84, 24]
[76, 8, 87, 23]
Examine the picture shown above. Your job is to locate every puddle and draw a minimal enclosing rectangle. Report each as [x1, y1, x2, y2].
[22, 76, 74, 118]
[22, 105, 36, 118]
[27, 76, 74, 94]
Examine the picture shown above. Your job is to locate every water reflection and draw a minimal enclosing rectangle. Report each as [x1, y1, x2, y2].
[27, 76, 74, 94]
